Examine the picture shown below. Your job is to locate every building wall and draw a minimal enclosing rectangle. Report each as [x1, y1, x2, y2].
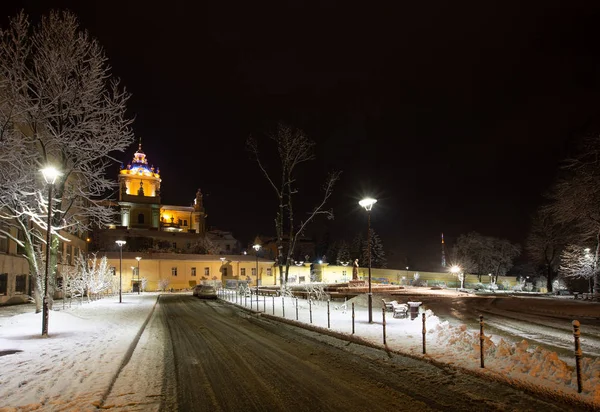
[271, 264, 519, 288]
[103, 253, 276, 291]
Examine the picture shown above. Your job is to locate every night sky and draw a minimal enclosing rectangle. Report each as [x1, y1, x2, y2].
[3, 1, 600, 270]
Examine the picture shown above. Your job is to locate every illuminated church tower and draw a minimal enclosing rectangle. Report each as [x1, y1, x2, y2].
[116, 142, 207, 235]
[118, 142, 162, 229]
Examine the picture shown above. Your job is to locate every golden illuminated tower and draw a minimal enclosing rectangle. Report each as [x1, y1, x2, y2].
[117, 141, 162, 228]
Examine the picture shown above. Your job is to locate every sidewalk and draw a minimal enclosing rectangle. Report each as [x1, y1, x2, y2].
[0, 293, 159, 411]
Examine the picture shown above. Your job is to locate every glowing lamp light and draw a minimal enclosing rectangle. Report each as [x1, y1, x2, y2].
[253, 244, 261, 252]
[450, 265, 461, 274]
[41, 166, 62, 184]
[358, 197, 377, 211]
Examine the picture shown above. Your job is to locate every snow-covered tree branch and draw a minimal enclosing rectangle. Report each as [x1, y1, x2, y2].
[0, 11, 134, 307]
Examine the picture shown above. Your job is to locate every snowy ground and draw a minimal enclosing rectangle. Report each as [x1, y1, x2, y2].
[0, 289, 598, 411]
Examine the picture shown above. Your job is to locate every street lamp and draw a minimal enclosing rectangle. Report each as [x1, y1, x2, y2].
[359, 197, 377, 323]
[136, 256, 142, 294]
[40, 166, 61, 337]
[450, 265, 461, 291]
[115, 240, 126, 303]
[253, 243, 261, 304]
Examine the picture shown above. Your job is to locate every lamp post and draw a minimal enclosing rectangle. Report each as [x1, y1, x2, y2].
[115, 240, 126, 303]
[359, 197, 377, 323]
[136, 256, 142, 294]
[450, 265, 461, 291]
[253, 243, 261, 298]
[41, 166, 61, 337]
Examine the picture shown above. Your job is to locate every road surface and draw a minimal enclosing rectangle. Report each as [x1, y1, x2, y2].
[159, 294, 576, 412]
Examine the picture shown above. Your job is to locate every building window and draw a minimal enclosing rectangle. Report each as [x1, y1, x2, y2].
[0, 273, 6, 295]
[222, 267, 228, 276]
[111, 267, 116, 276]
[171, 267, 178, 276]
[241, 268, 246, 276]
[16, 228, 25, 256]
[14, 274, 26, 294]
[178, 219, 182, 226]
[138, 213, 144, 224]
[67, 244, 73, 265]
[226, 244, 231, 251]
[251, 268, 256, 276]
[204, 267, 209, 276]
[267, 268, 272, 276]
[172, 242, 176, 249]
[184, 220, 188, 226]
[299, 276, 306, 283]
[0, 221, 8, 253]
[191, 267, 196, 276]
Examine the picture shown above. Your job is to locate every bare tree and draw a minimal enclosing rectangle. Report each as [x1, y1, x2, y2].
[546, 135, 600, 296]
[247, 123, 341, 290]
[452, 232, 520, 282]
[0, 11, 134, 308]
[559, 244, 595, 293]
[526, 207, 569, 292]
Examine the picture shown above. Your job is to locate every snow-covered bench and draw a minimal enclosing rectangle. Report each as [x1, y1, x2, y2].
[382, 299, 398, 312]
[390, 301, 409, 318]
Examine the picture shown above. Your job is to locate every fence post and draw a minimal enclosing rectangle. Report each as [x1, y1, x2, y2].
[282, 297, 285, 318]
[479, 315, 485, 368]
[352, 302, 355, 334]
[245, 293, 247, 307]
[309, 299, 313, 324]
[250, 290, 253, 310]
[263, 295, 266, 312]
[272, 296, 275, 315]
[422, 313, 426, 354]
[573, 320, 583, 393]
[296, 298, 299, 320]
[382, 307, 386, 345]
[327, 300, 331, 328]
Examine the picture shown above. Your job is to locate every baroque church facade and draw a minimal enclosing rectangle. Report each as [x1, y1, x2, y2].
[92, 144, 238, 255]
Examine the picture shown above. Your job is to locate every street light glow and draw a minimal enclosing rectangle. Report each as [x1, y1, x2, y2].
[358, 197, 377, 211]
[450, 265, 461, 274]
[253, 243, 261, 252]
[40, 166, 62, 184]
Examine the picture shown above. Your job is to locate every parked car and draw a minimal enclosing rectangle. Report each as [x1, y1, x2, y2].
[193, 284, 217, 299]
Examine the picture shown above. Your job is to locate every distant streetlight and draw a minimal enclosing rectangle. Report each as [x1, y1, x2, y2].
[115, 240, 126, 302]
[359, 197, 377, 323]
[41, 166, 62, 337]
[450, 265, 461, 291]
[136, 256, 142, 294]
[253, 243, 261, 304]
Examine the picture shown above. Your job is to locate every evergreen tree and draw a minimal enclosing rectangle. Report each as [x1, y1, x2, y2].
[336, 241, 351, 264]
[361, 229, 387, 268]
[350, 234, 364, 264]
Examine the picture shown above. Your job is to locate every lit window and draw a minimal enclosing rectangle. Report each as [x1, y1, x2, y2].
[191, 267, 196, 276]
[204, 267, 209, 276]
[241, 268, 246, 276]
[171, 267, 178, 276]
[251, 268, 256, 276]
[267, 268, 272, 276]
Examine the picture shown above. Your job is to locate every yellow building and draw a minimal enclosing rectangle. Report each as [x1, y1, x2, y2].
[104, 253, 276, 291]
